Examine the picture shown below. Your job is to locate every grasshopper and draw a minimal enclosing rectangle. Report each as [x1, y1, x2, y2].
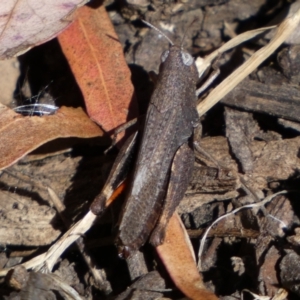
[91, 23, 201, 255]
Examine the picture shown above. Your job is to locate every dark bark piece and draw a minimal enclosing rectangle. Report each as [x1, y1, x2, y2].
[277, 45, 300, 84]
[201, 237, 222, 272]
[199, 203, 226, 272]
[258, 246, 280, 296]
[6, 266, 78, 300]
[221, 79, 300, 122]
[125, 250, 148, 281]
[256, 65, 289, 86]
[198, 136, 238, 170]
[256, 195, 294, 263]
[225, 107, 260, 173]
[180, 189, 238, 214]
[188, 202, 221, 229]
[280, 251, 300, 296]
[6, 265, 29, 291]
[187, 227, 259, 239]
[179, 135, 240, 214]
[251, 136, 300, 189]
[262, 195, 293, 237]
[126, 290, 163, 300]
[115, 271, 166, 300]
[188, 165, 238, 194]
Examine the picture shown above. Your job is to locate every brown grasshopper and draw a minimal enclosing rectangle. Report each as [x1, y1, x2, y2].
[91, 22, 201, 255]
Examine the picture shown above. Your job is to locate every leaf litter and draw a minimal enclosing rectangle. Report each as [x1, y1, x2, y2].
[0, 0, 300, 299]
[0, 0, 89, 59]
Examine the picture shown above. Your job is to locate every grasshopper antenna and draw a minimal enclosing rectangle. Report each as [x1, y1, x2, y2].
[142, 20, 174, 46]
[180, 18, 198, 48]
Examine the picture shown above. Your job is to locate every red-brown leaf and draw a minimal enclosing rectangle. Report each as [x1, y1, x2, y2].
[0, 105, 103, 170]
[156, 213, 218, 300]
[58, 5, 137, 142]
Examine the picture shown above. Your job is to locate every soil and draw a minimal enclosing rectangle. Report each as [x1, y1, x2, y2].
[1, 0, 300, 299]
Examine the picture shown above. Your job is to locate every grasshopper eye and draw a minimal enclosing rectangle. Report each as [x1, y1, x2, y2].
[181, 51, 193, 66]
[161, 50, 169, 63]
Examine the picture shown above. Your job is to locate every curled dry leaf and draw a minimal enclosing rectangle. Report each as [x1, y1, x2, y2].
[156, 213, 218, 300]
[58, 5, 137, 143]
[0, 105, 103, 170]
[0, 0, 88, 60]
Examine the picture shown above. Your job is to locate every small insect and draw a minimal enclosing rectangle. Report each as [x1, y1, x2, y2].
[14, 103, 58, 116]
[13, 81, 58, 116]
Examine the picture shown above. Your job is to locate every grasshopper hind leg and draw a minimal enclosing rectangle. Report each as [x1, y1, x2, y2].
[150, 142, 194, 247]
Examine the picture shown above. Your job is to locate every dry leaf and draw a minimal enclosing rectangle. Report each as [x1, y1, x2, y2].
[156, 213, 218, 300]
[0, 105, 103, 170]
[58, 4, 137, 142]
[0, 0, 88, 60]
